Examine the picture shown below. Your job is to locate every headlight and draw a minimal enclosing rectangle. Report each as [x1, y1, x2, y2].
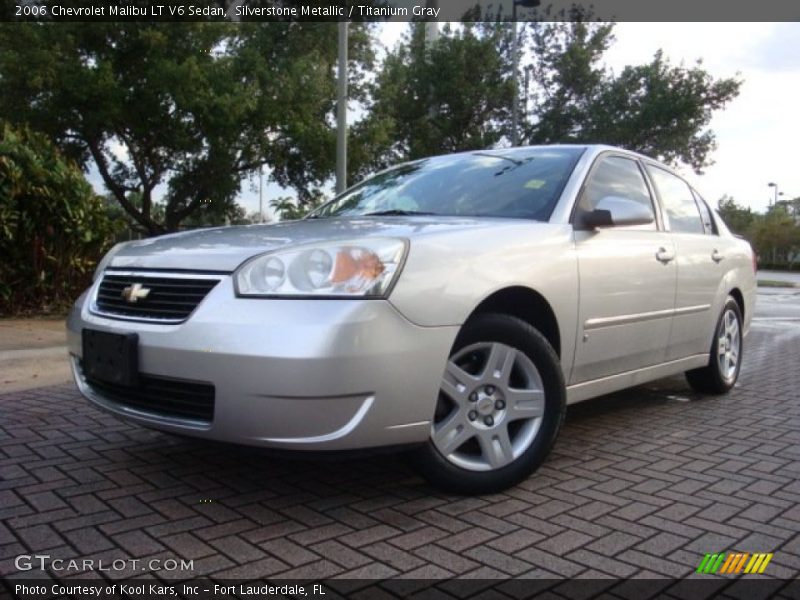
[92, 242, 127, 281]
[235, 238, 407, 298]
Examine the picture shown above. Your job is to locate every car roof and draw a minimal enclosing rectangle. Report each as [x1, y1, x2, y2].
[421, 144, 656, 164]
[466, 144, 685, 179]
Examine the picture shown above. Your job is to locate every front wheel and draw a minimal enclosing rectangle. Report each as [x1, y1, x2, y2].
[685, 297, 743, 394]
[410, 313, 566, 495]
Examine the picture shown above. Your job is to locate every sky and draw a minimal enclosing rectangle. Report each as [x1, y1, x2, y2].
[89, 22, 800, 219]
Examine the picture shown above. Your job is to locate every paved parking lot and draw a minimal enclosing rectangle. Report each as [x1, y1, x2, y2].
[2, 290, 799, 583]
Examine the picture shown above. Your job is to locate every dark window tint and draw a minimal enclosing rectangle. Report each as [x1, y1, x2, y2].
[692, 190, 717, 235]
[577, 156, 656, 228]
[647, 166, 704, 234]
[314, 147, 584, 221]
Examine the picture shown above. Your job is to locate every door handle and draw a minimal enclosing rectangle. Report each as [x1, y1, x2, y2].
[711, 249, 725, 263]
[656, 247, 675, 264]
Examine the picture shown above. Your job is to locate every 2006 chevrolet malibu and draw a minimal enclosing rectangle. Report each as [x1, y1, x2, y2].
[68, 145, 756, 494]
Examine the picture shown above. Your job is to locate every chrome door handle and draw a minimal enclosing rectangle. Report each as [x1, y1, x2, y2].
[711, 249, 725, 263]
[656, 247, 675, 263]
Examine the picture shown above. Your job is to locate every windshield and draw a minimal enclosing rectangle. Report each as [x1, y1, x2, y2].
[312, 147, 585, 221]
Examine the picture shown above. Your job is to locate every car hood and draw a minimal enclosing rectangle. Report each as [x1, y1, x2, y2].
[108, 216, 554, 272]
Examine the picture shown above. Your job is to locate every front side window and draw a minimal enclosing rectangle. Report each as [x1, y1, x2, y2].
[576, 156, 656, 229]
[312, 147, 585, 222]
[647, 166, 704, 234]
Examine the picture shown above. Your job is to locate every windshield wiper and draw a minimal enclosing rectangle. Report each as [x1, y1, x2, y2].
[362, 209, 437, 217]
[472, 152, 532, 167]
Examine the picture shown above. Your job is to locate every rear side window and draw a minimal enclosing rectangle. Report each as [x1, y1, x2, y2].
[647, 166, 704, 234]
[577, 156, 656, 229]
[693, 190, 717, 235]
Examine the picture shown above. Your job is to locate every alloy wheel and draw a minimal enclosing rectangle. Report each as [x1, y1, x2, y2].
[717, 308, 740, 382]
[432, 342, 545, 472]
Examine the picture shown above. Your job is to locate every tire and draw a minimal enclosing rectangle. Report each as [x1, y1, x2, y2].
[685, 297, 743, 395]
[410, 313, 566, 495]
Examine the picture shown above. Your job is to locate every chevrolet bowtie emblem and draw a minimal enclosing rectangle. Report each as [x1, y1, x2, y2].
[121, 283, 151, 303]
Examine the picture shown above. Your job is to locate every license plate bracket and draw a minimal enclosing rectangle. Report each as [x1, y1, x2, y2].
[82, 329, 139, 387]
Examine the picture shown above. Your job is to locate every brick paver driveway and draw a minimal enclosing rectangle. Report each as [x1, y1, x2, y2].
[2, 308, 799, 582]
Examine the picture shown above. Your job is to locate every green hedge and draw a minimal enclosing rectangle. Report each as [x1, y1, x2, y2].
[757, 263, 800, 272]
[0, 123, 117, 315]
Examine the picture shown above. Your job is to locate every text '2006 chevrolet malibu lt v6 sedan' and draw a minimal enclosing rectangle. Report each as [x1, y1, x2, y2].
[68, 145, 756, 494]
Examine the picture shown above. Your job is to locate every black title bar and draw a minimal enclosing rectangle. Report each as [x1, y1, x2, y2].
[5, 0, 800, 23]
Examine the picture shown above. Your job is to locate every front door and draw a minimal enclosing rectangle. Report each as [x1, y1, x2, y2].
[571, 155, 678, 384]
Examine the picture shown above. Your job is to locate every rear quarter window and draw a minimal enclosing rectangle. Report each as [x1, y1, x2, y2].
[692, 190, 718, 235]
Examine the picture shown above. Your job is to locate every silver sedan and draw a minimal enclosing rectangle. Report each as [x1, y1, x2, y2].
[68, 145, 756, 494]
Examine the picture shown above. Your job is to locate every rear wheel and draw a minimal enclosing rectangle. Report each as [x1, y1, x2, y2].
[685, 297, 743, 394]
[410, 313, 565, 495]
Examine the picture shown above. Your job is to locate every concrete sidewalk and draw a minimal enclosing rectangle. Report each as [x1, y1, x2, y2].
[758, 269, 800, 288]
[0, 318, 70, 394]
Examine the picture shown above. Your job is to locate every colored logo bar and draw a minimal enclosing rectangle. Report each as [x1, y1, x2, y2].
[697, 552, 773, 574]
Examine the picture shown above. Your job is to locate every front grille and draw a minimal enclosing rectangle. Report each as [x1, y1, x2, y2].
[94, 272, 221, 322]
[85, 372, 215, 423]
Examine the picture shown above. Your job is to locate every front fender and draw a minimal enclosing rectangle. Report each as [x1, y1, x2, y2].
[388, 222, 579, 377]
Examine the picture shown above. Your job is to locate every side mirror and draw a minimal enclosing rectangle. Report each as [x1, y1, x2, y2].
[582, 196, 655, 229]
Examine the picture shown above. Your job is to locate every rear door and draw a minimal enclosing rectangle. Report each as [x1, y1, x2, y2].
[571, 154, 677, 384]
[645, 165, 724, 359]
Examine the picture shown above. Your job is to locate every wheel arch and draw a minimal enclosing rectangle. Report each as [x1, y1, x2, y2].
[465, 286, 562, 358]
[728, 287, 745, 320]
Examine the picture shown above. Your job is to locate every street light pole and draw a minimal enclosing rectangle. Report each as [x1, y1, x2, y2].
[336, 21, 348, 195]
[424, 0, 439, 48]
[511, 2, 519, 146]
[258, 165, 263, 223]
[768, 182, 778, 207]
[510, 0, 539, 147]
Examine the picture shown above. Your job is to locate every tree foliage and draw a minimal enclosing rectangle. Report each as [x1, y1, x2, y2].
[0, 122, 117, 315]
[523, 22, 741, 172]
[270, 191, 326, 220]
[0, 22, 374, 234]
[749, 205, 800, 268]
[364, 22, 740, 175]
[358, 22, 513, 172]
[0, 20, 745, 233]
[717, 195, 800, 269]
[523, 21, 614, 145]
[717, 195, 755, 235]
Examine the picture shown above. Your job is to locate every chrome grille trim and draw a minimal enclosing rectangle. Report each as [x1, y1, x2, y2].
[90, 270, 222, 324]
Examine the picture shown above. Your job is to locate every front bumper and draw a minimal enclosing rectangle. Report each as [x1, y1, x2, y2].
[67, 276, 459, 450]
